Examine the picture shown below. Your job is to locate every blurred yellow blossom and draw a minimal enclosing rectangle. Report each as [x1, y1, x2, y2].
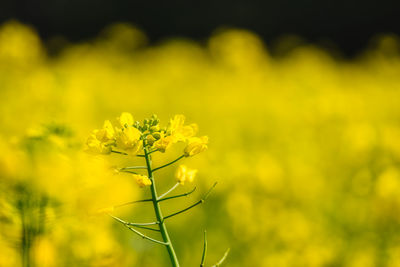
[95, 120, 115, 142]
[115, 127, 142, 154]
[175, 165, 198, 185]
[168, 114, 198, 142]
[86, 133, 112, 154]
[184, 136, 208, 157]
[95, 206, 115, 215]
[118, 112, 134, 128]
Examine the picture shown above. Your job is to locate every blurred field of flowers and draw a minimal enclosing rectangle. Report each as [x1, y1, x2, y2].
[1, 20, 400, 266]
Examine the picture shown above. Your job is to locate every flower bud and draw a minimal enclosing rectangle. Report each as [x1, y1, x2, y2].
[152, 132, 161, 139]
[146, 135, 156, 146]
[133, 174, 152, 187]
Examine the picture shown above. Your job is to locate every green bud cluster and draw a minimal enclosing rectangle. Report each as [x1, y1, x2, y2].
[133, 114, 160, 133]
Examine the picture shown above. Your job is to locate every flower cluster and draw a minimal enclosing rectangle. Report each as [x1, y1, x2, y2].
[86, 113, 208, 187]
[86, 113, 208, 157]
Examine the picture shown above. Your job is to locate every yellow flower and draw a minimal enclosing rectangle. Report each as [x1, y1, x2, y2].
[118, 112, 134, 128]
[169, 114, 198, 142]
[95, 120, 115, 142]
[184, 136, 208, 157]
[133, 174, 152, 187]
[86, 133, 112, 154]
[116, 127, 142, 155]
[176, 165, 198, 185]
[153, 131, 173, 152]
[181, 123, 198, 138]
[95, 206, 115, 215]
[169, 114, 185, 132]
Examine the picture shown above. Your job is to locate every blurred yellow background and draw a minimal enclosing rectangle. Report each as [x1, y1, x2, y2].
[1, 20, 400, 266]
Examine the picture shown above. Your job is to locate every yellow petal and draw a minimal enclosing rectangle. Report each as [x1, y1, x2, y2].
[118, 112, 134, 128]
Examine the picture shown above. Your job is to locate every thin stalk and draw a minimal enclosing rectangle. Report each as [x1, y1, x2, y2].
[110, 215, 165, 245]
[129, 225, 161, 232]
[114, 198, 153, 208]
[126, 226, 168, 246]
[120, 166, 147, 170]
[212, 248, 230, 267]
[152, 155, 185, 172]
[200, 231, 207, 267]
[164, 182, 217, 221]
[111, 150, 128, 155]
[144, 144, 180, 267]
[158, 183, 180, 200]
[109, 215, 158, 226]
[118, 170, 140, 175]
[158, 187, 197, 202]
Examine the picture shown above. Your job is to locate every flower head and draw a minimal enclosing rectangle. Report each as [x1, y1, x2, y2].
[176, 165, 198, 185]
[153, 131, 173, 153]
[118, 112, 134, 128]
[86, 133, 113, 154]
[115, 127, 142, 155]
[184, 136, 208, 157]
[168, 115, 198, 142]
[85, 120, 116, 154]
[95, 120, 115, 142]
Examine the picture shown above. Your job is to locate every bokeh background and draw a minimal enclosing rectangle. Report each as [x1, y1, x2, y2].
[1, 1, 400, 266]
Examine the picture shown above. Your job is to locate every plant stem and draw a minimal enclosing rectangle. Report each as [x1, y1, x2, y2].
[143, 144, 180, 267]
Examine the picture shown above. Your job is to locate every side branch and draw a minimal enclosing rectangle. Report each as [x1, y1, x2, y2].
[111, 150, 128, 155]
[130, 225, 161, 232]
[110, 215, 166, 245]
[114, 198, 153, 208]
[152, 155, 185, 172]
[110, 215, 159, 227]
[120, 166, 147, 171]
[158, 187, 196, 202]
[212, 248, 230, 267]
[164, 182, 217, 220]
[136, 149, 157, 157]
[126, 226, 167, 246]
[158, 183, 180, 200]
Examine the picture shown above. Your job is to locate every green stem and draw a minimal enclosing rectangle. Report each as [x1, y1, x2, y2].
[144, 144, 180, 267]
[152, 155, 185, 172]
[200, 231, 207, 267]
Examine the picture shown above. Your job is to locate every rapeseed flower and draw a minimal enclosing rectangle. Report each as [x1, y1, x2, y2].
[184, 136, 208, 157]
[176, 165, 198, 185]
